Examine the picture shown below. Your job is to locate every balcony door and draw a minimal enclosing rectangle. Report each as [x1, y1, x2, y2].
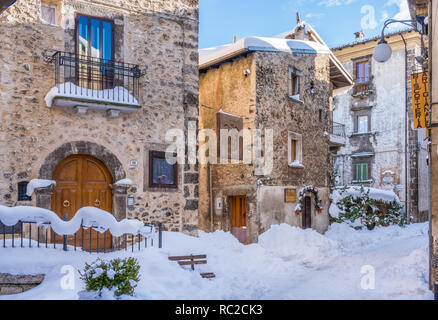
[76, 15, 114, 90]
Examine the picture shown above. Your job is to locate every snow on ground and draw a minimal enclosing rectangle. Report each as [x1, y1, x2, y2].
[0, 222, 432, 300]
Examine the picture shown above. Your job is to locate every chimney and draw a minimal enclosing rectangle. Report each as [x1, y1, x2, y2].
[354, 31, 364, 41]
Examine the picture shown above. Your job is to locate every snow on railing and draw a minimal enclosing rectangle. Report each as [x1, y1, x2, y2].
[0, 206, 162, 253]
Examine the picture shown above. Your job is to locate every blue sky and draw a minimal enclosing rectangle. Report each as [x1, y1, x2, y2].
[199, 0, 411, 49]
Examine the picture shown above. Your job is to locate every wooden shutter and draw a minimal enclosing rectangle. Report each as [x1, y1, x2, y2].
[290, 139, 297, 162]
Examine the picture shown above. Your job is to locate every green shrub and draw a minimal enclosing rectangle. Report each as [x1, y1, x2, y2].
[80, 257, 140, 297]
[333, 185, 406, 230]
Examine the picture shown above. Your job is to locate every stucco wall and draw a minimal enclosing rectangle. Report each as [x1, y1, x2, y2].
[333, 41, 429, 221]
[0, 0, 199, 233]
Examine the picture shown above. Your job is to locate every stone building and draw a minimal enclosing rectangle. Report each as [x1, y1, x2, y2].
[408, 0, 436, 290]
[0, 0, 200, 245]
[331, 30, 429, 222]
[198, 22, 352, 244]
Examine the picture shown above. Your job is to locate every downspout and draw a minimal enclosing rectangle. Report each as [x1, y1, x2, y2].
[428, 0, 434, 290]
[209, 164, 214, 232]
[401, 33, 409, 222]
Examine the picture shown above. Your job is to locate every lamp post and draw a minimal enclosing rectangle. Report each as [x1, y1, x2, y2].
[373, 19, 421, 63]
[373, 19, 424, 223]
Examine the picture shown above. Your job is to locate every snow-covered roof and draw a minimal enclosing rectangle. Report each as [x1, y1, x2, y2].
[199, 36, 331, 70]
[199, 21, 353, 89]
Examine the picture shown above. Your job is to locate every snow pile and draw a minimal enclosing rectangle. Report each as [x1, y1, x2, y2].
[26, 179, 56, 196]
[45, 82, 139, 107]
[258, 224, 341, 268]
[330, 186, 401, 219]
[325, 221, 428, 251]
[114, 178, 133, 185]
[0, 222, 432, 300]
[0, 205, 153, 237]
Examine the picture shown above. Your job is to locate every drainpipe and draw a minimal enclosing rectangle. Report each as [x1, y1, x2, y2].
[209, 164, 214, 232]
[401, 33, 410, 223]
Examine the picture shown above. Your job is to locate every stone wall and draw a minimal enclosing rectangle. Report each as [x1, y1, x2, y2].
[198, 50, 332, 243]
[0, 0, 199, 234]
[254, 51, 331, 235]
[0, 273, 44, 295]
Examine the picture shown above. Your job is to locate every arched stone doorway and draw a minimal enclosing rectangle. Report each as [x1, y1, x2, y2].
[36, 141, 128, 223]
[51, 155, 113, 249]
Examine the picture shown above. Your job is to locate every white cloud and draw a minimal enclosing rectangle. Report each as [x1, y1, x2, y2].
[318, 0, 341, 6]
[380, 11, 389, 23]
[385, 0, 411, 28]
[318, 0, 357, 7]
[305, 13, 326, 19]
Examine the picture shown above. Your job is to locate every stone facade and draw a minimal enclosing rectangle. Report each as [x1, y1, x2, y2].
[0, 0, 199, 234]
[332, 30, 429, 222]
[199, 46, 334, 243]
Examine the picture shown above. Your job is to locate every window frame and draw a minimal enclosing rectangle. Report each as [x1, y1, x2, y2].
[356, 115, 369, 134]
[74, 13, 115, 61]
[288, 132, 303, 167]
[288, 66, 302, 98]
[355, 163, 369, 182]
[148, 151, 178, 189]
[355, 60, 370, 83]
[41, 4, 57, 25]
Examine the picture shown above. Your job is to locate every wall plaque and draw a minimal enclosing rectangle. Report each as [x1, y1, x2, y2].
[284, 189, 297, 203]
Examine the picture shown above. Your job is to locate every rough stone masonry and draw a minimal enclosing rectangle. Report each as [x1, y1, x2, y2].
[0, 0, 199, 234]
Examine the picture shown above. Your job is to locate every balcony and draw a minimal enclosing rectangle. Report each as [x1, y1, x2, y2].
[352, 78, 373, 97]
[329, 121, 346, 147]
[45, 52, 142, 117]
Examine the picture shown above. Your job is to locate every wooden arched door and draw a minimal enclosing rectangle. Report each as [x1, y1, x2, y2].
[51, 155, 113, 250]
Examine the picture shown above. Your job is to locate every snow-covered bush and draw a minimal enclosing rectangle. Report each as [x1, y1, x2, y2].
[80, 257, 140, 297]
[331, 185, 406, 230]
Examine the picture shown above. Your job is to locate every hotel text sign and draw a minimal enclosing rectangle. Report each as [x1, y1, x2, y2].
[411, 72, 429, 129]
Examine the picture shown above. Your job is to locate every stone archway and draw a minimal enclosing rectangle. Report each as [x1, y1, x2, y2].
[36, 141, 128, 221]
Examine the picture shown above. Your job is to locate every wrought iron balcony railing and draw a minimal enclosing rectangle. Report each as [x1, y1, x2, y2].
[329, 121, 346, 138]
[353, 77, 373, 95]
[50, 51, 142, 108]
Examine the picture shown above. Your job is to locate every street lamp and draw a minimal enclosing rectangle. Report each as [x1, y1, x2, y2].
[373, 18, 426, 224]
[373, 19, 420, 63]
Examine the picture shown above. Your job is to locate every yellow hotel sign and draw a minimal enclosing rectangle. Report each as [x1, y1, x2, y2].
[411, 72, 429, 129]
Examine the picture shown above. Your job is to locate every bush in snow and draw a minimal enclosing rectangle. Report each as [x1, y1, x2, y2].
[331, 185, 406, 230]
[80, 257, 140, 297]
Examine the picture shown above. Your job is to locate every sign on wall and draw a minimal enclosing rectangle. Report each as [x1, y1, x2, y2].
[284, 189, 297, 203]
[411, 72, 429, 129]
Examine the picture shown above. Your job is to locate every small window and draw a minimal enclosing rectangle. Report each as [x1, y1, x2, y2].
[357, 115, 369, 133]
[290, 139, 297, 162]
[288, 132, 303, 167]
[356, 61, 369, 83]
[288, 67, 301, 97]
[149, 151, 178, 189]
[41, 0, 59, 26]
[355, 163, 369, 182]
[18, 181, 31, 201]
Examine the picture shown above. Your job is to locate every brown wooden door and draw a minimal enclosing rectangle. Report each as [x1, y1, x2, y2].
[51, 155, 113, 250]
[230, 196, 247, 244]
[303, 196, 312, 229]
